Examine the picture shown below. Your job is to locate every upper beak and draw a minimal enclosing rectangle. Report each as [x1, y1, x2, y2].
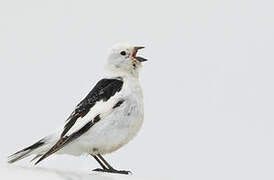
[133, 46, 148, 62]
[134, 46, 145, 51]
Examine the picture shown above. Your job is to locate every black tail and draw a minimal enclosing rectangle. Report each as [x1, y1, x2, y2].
[7, 140, 45, 163]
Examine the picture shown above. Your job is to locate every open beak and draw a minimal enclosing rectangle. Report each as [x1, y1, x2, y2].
[133, 46, 148, 62]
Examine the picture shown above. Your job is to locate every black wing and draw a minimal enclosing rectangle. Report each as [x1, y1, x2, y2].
[61, 78, 123, 137]
[35, 115, 101, 165]
[34, 78, 123, 165]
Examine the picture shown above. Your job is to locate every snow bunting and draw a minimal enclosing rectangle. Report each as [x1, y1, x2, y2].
[8, 43, 147, 175]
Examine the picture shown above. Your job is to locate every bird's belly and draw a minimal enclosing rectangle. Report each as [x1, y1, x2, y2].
[77, 100, 144, 155]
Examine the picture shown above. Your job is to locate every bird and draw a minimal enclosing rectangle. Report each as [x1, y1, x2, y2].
[7, 43, 148, 175]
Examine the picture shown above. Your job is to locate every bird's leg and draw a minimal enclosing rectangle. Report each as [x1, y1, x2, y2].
[90, 154, 108, 170]
[97, 154, 115, 170]
[93, 154, 131, 175]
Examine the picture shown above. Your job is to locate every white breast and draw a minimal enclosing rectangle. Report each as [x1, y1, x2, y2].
[62, 77, 144, 155]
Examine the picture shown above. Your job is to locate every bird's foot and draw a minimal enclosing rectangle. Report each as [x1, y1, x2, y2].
[93, 168, 132, 175]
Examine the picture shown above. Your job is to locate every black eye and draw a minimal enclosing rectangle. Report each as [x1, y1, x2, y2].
[120, 51, 126, 56]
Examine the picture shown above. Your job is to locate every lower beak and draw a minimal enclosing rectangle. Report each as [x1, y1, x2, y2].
[133, 46, 148, 62]
[135, 56, 148, 62]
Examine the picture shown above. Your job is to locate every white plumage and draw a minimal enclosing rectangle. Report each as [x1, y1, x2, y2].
[8, 43, 147, 174]
[58, 76, 144, 155]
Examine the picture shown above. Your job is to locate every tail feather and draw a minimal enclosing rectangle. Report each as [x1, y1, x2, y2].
[7, 140, 45, 164]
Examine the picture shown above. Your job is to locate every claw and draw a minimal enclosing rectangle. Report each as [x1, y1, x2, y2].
[92, 168, 132, 175]
[93, 168, 105, 172]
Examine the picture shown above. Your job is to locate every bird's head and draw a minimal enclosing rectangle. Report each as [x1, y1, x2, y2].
[106, 43, 147, 78]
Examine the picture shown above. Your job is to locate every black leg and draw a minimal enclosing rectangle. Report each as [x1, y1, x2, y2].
[92, 154, 132, 175]
[90, 154, 107, 170]
[97, 154, 114, 169]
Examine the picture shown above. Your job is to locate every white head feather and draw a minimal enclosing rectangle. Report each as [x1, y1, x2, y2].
[106, 43, 147, 78]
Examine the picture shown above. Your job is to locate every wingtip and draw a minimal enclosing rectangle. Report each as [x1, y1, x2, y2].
[34, 160, 41, 165]
[34, 156, 44, 165]
[30, 154, 42, 162]
[34, 148, 56, 165]
[34, 153, 49, 165]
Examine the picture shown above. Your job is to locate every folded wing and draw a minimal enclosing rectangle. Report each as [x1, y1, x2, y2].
[35, 78, 123, 165]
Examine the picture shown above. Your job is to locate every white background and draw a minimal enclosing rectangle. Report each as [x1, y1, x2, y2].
[1, 0, 274, 179]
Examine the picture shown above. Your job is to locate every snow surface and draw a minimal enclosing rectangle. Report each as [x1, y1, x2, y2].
[0, 165, 163, 180]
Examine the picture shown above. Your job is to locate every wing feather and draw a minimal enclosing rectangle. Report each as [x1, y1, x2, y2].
[61, 78, 123, 137]
[35, 78, 123, 164]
